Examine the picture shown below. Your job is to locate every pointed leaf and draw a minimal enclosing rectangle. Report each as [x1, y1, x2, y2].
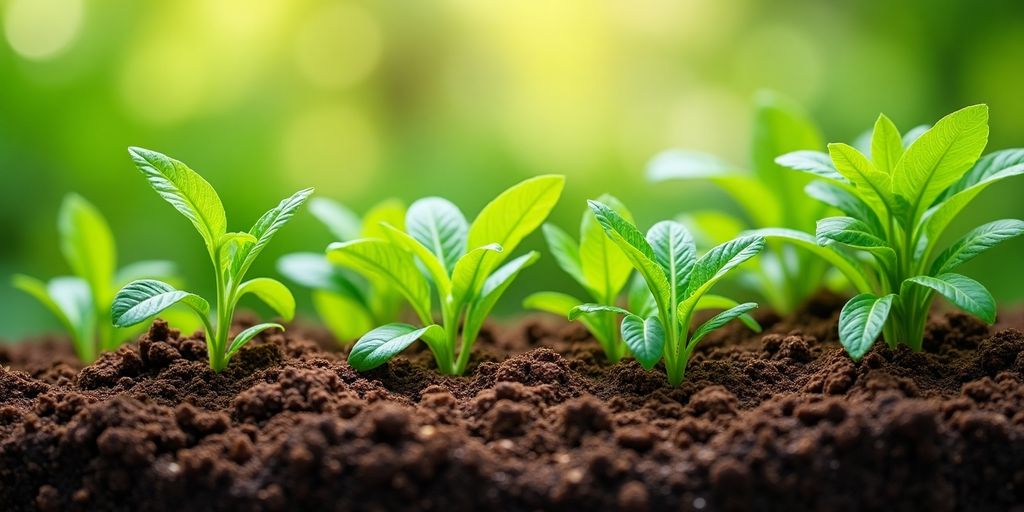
[348, 323, 445, 371]
[568, 303, 631, 321]
[695, 295, 761, 332]
[379, 223, 451, 293]
[943, 148, 1024, 198]
[815, 217, 895, 265]
[646, 220, 696, 301]
[775, 150, 847, 182]
[326, 239, 432, 324]
[59, 193, 116, 306]
[236, 278, 295, 321]
[406, 197, 468, 273]
[450, 243, 503, 305]
[838, 293, 895, 360]
[587, 200, 670, 309]
[542, 223, 586, 288]
[684, 235, 765, 300]
[828, 143, 893, 215]
[690, 302, 759, 346]
[931, 219, 1024, 274]
[620, 314, 664, 370]
[309, 197, 362, 241]
[870, 114, 903, 174]
[924, 166, 1024, 244]
[111, 279, 209, 328]
[580, 194, 634, 301]
[467, 175, 564, 274]
[233, 188, 314, 276]
[464, 251, 540, 341]
[226, 323, 284, 358]
[805, 180, 883, 235]
[906, 274, 996, 323]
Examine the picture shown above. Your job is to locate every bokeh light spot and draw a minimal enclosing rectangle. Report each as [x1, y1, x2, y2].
[4, 0, 84, 61]
[294, 3, 382, 90]
[282, 105, 379, 198]
[119, 35, 207, 125]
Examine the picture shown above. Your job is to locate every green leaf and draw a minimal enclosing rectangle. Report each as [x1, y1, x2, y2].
[276, 252, 367, 301]
[360, 199, 406, 239]
[541, 223, 586, 288]
[587, 200, 671, 310]
[775, 150, 846, 182]
[943, 148, 1024, 198]
[523, 291, 582, 317]
[467, 175, 564, 275]
[620, 314, 664, 370]
[646, 220, 696, 300]
[815, 217, 895, 262]
[828, 143, 893, 215]
[111, 279, 209, 328]
[580, 194, 634, 302]
[236, 278, 295, 321]
[683, 235, 765, 300]
[13, 275, 92, 356]
[233, 188, 314, 276]
[627, 274, 657, 317]
[309, 197, 362, 241]
[902, 125, 930, 147]
[695, 295, 761, 332]
[128, 147, 227, 248]
[226, 323, 283, 358]
[924, 166, 1024, 244]
[59, 193, 116, 306]
[379, 223, 451, 294]
[464, 251, 540, 341]
[348, 323, 445, 371]
[689, 302, 759, 346]
[450, 243, 503, 305]
[312, 290, 374, 342]
[804, 180, 883, 234]
[894, 105, 989, 222]
[838, 293, 895, 360]
[678, 211, 745, 247]
[906, 273, 996, 323]
[326, 239, 432, 324]
[406, 197, 468, 273]
[115, 260, 176, 286]
[870, 114, 904, 174]
[931, 219, 1024, 274]
[568, 303, 632, 321]
[745, 228, 873, 293]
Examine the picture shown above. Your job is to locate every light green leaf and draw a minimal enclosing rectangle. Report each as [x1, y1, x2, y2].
[326, 239, 432, 324]
[695, 295, 761, 332]
[580, 194, 634, 302]
[115, 260, 176, 286]
[568, 303, 632, 321]
[815, 217, 895, 262]
[943, 148, 1024, 199]
[379, 223, 451, 294]
[924, 166, 1024, 244]
[828, 143, 893, 215]
[13, 275, 92, 356]
[464, 251, 540, 341]
[775, 150, 847, 183]
[627, 274, 657, 317]
[13, 275, 77, 336]
[838, 293, 895, 360]
[236, 277, 295, 321]
[931, 219, 1024, 275]
[59, 193, 116, 306]
[745, 228, 873, 293]
[233, 188, 314, 276]
[406, 197, 467, 273]
[541, 223, 586, 288]
[226, 323, 283, 358]
[906, 273, 996, 323]
[312, 290, 374, 342]
[804, 180, 883, 235]
[276, 252, 367, 302]
[690, 302, 759, 346]
[894, 105, 989, 221]
[348, 323, 445, 371]
[646, 220, 696, 301]
[111, 279, 209, 328]
[523, 291, 582, 317]
[678, 211, 745, 247]
[588, 200, 671, 310]
[683, 235, 765, 300]
[309, 197, 362, 241]
[620, 314, 664, 370]
[128, 147, 227, 248]
[467, 175, 565, 274]
[902, 125, 930, 147]
[450, 243, 503, 305]
[360, 199, 406, 239]
[870, 114, 904, 174]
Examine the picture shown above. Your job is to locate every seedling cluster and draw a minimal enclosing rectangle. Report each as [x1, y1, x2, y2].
[13, 103, 1023, 385]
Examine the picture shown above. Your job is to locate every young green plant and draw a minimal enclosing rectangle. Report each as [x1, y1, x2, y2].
[647, 92, 831, 313]
[277, 197, 407, 343]
[571, 200, 765, 385]
[110, 147, 313, 371]
[767, 105, 1024, 359]
[13, 194, 177, 362]
[328, 175, 564, 375]
[522, 194, 637, 362]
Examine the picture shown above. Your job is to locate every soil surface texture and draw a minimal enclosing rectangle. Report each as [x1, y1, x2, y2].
[2, 293, 1024, 512]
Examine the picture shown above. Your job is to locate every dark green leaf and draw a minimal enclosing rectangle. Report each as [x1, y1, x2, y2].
[838, 293, 895, 360]
[905, 273, 996, 323]
[620, 314, 664, 370]
[348, 323, 445, 371]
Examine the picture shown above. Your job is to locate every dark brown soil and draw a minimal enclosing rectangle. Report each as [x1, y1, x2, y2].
[2, 294, 1024, 512]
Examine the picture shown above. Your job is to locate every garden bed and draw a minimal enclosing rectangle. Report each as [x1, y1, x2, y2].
[2, 293, 1024, 511]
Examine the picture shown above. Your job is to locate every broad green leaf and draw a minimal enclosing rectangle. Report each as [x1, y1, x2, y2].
[450, 243, 503, 305]
[620, 314, 664, 369]
[326, 239, 432, 324]
[695, 295, 760, 332]
[309, 197, 361, 241]
[943, 148, 1024, 198]
[646, 220, 696, 301]
[816, 217, 895, 262]
[838, 293, 895, 360]
[894, 105, 989, 221]
[128, 147, 227, 248]
[828, 143, 893, 215]
[930, 219, 1024, 275]
[569, 303, 632, 321]
[678, 211, 745, 247]
[276, 252, 367, 302]
[361, 199, 406, 239]
[683, 235, 765, 300]
[901, 125, 930, 147]
[236, 277, 295, 321]
[924, 166, 1024, 244]
[805, 180, 883, 235]
[542, 223, 586, 288]
[870, 114, 903, 174]
[218, 232, 257, 271]
[59, 194, 116, 306]
[111, 279, 209, 328]
[464, 251, 540, 341]
[523, 291, 582, 317]
[689, 302, 759, 346]
[588, 200, 671, 310]
[775, 150, 847, 183]
[580, 194, 634, 301]
[13, 275, 76, 335]
[905, 273, 996, 323]
[226, 323, 283, 358]
[13, 275, 91, 356]
[380, 223, 451, 294]
[115, 260, 176, 286]
[627, 274, 657, 317]
[233, 188, 314, 276]
[406, 197, 467, 273]
[312, 291, 373, 342]
[467, 175, 564, 275]
[746, 228, 873, 292]
[348, 323, 445, 371]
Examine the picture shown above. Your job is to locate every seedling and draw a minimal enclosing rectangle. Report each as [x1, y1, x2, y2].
[277, 197, 407, 343]
[571, 201, 765, 385]
[522, 195, 636, 362]
[329, 175, 564, 375]
[13, 194, 177, 362]
[768, 105, 1024, 359]
[110, 148, 313, 371]
[647, 93, 831, 313]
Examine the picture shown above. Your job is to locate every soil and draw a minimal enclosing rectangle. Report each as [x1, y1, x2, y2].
[2, 292, 1024, 511]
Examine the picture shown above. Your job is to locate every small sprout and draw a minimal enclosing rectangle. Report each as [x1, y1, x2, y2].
[572, 201, 765, 385]
[277, 197, 407, 343]
[769, 105, 1024, 359]
[647, 92, 831, 313]
[522, 194, 638, 362]
[13, 193, 178, 362]
[329, 175, 565, 375]
[110, 147, 313, 371]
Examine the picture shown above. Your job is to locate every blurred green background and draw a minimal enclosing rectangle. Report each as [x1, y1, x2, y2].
[2, 0, 1023, 339]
